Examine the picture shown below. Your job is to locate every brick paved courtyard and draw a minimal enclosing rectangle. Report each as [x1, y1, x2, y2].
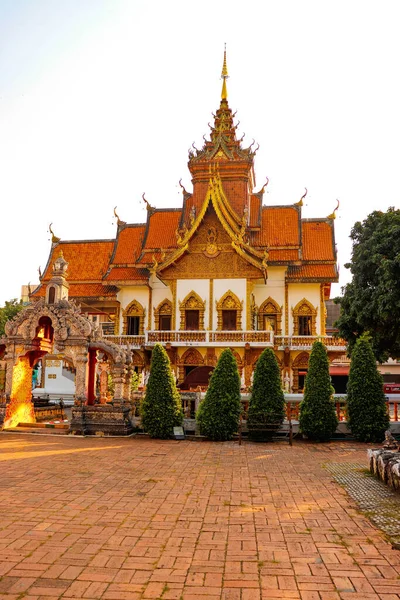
[0, 435, 399, 600]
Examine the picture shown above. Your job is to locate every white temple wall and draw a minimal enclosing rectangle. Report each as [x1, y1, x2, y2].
[253, 267, 286, 329]
[152, 283, 173, 330]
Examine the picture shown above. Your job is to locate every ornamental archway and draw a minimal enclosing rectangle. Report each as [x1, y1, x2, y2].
[0, 299, 132, 430]
[177, 348, 204, 385]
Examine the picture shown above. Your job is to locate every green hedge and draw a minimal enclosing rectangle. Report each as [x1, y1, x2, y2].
[196, 348, 241, 441]
[299, 341, 338, 442]
[141, 343, 183, 438]
[347, 335, 389, 442]
[248, 348, 285, 441]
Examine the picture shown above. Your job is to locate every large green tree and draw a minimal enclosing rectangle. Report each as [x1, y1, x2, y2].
[247, 348, 286, 441]
[346, 335, 389, 442]
[335, 207, 400, 362]
[299, 341, 338, 442]
[141, 343, 183, 438]
[0, 299, 24, 337]
[196, 348, 241, 441]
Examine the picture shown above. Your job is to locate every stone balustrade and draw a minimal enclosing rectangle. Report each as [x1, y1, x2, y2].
[104, 330, 347, 349]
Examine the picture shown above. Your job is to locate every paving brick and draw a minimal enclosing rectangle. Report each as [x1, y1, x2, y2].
[1, 436, 400, 600]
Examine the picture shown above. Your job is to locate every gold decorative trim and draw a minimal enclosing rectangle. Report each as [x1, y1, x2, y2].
[179, 291, 206, 330]
[258, 297, 282, 335]
[209, 279, 213, 330]
[216, 289, 243, 331]
[122, 299, 145, 335]
[285, 283, 289, 335]
[148, 289, 152, 330]
[292, 298, 318, 336]
[320, 284, 326, 335]
[171, 280, 177, 330]
[246, 280, 254, 329]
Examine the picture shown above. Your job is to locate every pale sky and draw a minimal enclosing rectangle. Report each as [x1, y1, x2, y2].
[1, 0, 399, 307]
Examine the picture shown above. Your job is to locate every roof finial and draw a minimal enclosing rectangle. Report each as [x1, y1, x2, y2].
[327, 199, 340, 220]
[221, 43, 229, 100]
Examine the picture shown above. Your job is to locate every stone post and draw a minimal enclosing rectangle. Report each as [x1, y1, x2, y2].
[98, 362, 109, 404]
[111, 364, 126, 402]
[74, 353, 88, 401]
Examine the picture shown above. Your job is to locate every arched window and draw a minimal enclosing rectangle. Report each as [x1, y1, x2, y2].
[48, 286, 56, 304]
[122, 300, 145, 336]
[258, 297, 282, 334]
[35, 316, 54, 342]
[216, 291, 242, 331]
[292, 299, 317, 336]
[154, 299, 173, 331]
[179, 292, 205, 330]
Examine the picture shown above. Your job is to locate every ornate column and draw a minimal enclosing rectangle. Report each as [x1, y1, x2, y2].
[4, 349, 15, 396]
[285, 283, 289, 335]
[111, 363, 127, 402]
[87, 348, 97, 405]
[98, 362, 109, 404]
[74, 352, 88, 401]
[123, 363, 134, 402]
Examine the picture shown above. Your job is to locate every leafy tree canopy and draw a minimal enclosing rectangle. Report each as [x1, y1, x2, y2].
[335, 207, 400, 361]
[0, 299, 24, 337]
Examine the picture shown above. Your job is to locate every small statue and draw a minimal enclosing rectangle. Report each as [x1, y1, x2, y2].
[383, 429, 399, 450]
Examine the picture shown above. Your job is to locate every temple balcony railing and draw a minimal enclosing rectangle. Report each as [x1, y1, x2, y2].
[102, 331, 347, 350]
[104, 335, 146, 347]
[146, 330, 274, 347]
[274, 335, 347, 352]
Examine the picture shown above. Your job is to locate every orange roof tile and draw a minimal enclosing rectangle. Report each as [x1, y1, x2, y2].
[223, 180, 248, 216]
[302, 221, 335, 261]
[105, 267, 148, 281]
[268, 249, 299, 262]
[255, 207, 300, 247]
[144, 210, 181, 249]
[249, 195, 261, 227]
[32, 283, 117, 298]
[42, 241, 114, 281]
[286, 264, 338, 281]
[112, 226, 145, 264]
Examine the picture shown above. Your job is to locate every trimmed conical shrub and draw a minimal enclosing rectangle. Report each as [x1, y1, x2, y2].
[196, 348, 241, 441]
[347, 335, 389, 442]
[141, 343, 183, 438]
[299, 341, 338, 442]
[248, 348, 286, 441]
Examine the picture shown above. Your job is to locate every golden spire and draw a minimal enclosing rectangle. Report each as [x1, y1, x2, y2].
[221, 44, 229, 100]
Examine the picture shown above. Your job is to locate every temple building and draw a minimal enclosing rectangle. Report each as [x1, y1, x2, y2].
[30, 51, 346, 395]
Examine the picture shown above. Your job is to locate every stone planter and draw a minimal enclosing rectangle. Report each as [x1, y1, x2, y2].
[70, 402, 134, 436]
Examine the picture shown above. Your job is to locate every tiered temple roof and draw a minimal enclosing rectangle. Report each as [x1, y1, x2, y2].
[32, 50, 338, 301]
